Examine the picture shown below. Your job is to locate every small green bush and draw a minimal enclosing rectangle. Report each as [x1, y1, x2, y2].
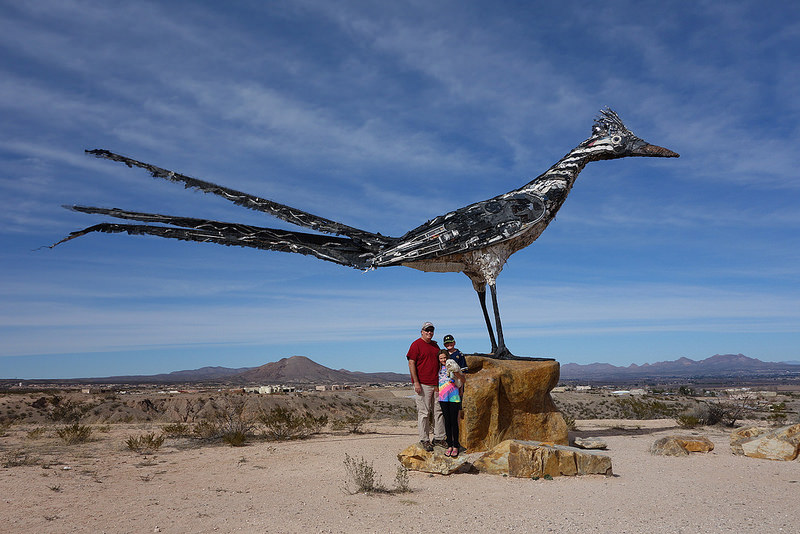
[56, 423, 92, 444]
[561, 412, 577, 431]
[48, 398, 91, 423]
[2, 450, 41, 467]
[617, 398, 679, 419]
[212, 396, 256, 445]
[222, 431, 248, 447]
[331, 414, 368, 434]
[259, 407, 326, 440]
[162, 423, 191, 437]
[676, 414, 700, 428]
[125, 432, 165, 453]
[394, 466, 411, 493]
[26, 427, 47, 440]
[342, 453, 386, 494]
[193, 420, 220, 439]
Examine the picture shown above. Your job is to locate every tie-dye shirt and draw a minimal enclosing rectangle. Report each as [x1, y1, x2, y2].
[438, 365, 461, 403]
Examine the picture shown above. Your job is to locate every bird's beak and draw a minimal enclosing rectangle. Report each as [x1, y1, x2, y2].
[632, 142, 679, 158]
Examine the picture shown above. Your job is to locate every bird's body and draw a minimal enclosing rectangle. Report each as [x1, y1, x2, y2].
[54, 109, 678, 358]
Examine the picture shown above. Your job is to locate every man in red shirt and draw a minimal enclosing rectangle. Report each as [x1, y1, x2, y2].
[407, 321, 446, 451]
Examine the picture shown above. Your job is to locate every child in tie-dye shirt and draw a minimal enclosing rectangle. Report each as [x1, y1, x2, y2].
[438, 350, 464, 457]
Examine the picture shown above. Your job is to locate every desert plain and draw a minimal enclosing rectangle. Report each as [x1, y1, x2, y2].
[1, 387, 798, 533]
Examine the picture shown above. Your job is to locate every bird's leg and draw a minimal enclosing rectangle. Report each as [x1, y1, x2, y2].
[489, 283, 514, 359]
[476, 287, 498, 353]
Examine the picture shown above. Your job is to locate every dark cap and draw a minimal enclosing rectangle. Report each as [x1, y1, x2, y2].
[443, 334, 455, 344]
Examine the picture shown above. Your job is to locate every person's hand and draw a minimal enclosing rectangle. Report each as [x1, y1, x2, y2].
[414, 382, 422, 396]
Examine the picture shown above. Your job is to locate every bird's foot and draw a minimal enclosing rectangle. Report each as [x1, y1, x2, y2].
[490, 346, 516, 360]
[488, 346, 555, 362]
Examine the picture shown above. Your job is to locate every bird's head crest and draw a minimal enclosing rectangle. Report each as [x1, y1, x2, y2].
[586, 108, 679, 159]
[592, 108, 629, 137]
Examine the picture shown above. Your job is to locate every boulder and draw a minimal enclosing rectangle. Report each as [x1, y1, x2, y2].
[397, 443, 470, 475]
[730, 426, 770, 456]
[573, 437, 608, 450]
[472, 439, 612, 478]
[460, 356, 568, 452]
[650, 436, 714, 456]
[732, 423, 800, 461]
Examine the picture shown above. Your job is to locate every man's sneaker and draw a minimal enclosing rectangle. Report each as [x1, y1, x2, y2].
[433, 439, 448, 448]
[420, 440, 434, 452]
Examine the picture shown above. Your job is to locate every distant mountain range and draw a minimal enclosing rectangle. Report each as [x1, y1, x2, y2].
[47, 356, 410, 385]
[560, 353, 800, 381]
[235, 356, 409, 384]
[14, 353, 799, 385]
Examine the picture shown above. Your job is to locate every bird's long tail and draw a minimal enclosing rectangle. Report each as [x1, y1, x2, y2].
[85, 149, 393, 249]
[51, 206, 376, 269]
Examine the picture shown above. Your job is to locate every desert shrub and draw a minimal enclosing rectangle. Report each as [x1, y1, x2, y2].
[677, 403, 724, 427]
[561, 412, 577, 431]
[617, 398, 678, 419]
[331, 414, 369, 434]
[2, 450, 41, 467]
[676, 414, 700, 428]
[48, 397, 91, 423]
[259, 407, 326, 440]
[394, 466, 411, 493]
[766, 402, 788, 424]
[714, 395, 755, 427]
[213, 396, 255, 446]
[125, 432, 165, 453]
[56, 423, 92, 444]
[342, 453, 386, 494]
[700, 403, 725, 425]
[222, 431, 248, 447]
[26, 427, 47, 440]
[193, 420, 220, 439]
[162, 423, 191, 437]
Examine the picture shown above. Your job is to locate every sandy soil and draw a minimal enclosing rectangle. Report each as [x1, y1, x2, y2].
[1, 418, 798, 534]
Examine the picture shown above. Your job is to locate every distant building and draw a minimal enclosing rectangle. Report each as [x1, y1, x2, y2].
[575, 385, 592, 391]
[316, 385, 327, 391]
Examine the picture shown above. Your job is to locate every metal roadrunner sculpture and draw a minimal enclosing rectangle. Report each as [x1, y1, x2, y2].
[54, 109, 678, 359]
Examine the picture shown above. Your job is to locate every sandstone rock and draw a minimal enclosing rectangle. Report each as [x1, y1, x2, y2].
[397, 443, 470, 475]
[472, 439, 612, 478]
[650, 436, 714, 456]
[730, 426, 770, 456]
[650, 437, 688, 456]
[573, 437, 607, 450]
[734, 423, 800, 461]
[460, 356, 568, 452]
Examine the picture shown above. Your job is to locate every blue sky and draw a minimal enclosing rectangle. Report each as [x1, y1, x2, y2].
[1, 1, 799, 379]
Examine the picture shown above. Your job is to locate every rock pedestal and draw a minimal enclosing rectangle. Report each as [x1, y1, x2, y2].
[460, 355, 568, 452]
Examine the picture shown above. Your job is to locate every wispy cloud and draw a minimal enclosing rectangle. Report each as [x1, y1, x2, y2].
[1, 1, 799, 376]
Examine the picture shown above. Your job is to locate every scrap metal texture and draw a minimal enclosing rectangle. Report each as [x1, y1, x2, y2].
[56, 109, 678, 358]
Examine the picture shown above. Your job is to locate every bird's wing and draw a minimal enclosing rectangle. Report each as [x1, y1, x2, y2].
[85, 149, 392, 249]
[52, 206, 374, 268]
[373, 192, 546, 266]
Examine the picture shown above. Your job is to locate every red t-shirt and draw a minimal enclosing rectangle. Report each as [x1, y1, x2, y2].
[406, 338, 440, 386]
